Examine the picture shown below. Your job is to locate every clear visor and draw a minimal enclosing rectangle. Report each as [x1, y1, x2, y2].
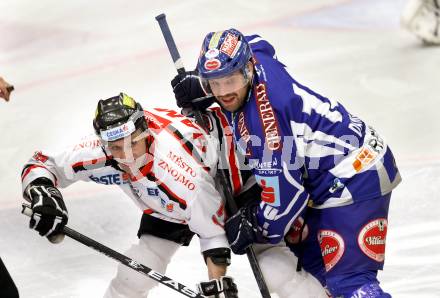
[200, 69, 250, 97]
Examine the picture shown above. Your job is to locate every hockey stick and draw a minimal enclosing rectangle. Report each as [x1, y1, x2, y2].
[21, 204, 202, 298]
[155, 13, 272, 298]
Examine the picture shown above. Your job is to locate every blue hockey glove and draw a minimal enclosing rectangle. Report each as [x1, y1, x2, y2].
[225, 205, 262, 255]
[171, 70, 215, 110]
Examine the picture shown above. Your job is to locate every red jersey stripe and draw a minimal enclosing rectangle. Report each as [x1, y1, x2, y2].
[214, 108, 243, 195]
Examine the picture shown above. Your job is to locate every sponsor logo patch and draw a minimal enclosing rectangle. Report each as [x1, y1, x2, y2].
[285, 216, 309, 244]
[204, 58, 221, 71]
[255, 83, 282, 151]
[358, 218, 387, 262]
[220, 33, 239, 57]
[101, 121, 136, 142]
[147, 187, 159, 196]
[205, 48, 220, 59]
[208, 31, 224, 49]
[255, 175, 280, 207]
[89, 174, 127, 185]
[318, 230, 345, 272]
[167, 151, 197, 177]
[353, 147, 377, 172]
[158, 158, 196, 191]
[166, 203, 174, 212]
[329, 178, 345, 193]
[33, 151, 49, 163]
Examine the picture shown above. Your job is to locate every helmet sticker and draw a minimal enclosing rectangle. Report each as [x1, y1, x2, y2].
[204, 58, 221, 71]
[220, 33, 239, 57]
[101, 120, 136, 142]
[122, 93, 136, 108]
[205, 49, 220, 59]
[230, 41, 242, 58]
[208, 31, 224, 49]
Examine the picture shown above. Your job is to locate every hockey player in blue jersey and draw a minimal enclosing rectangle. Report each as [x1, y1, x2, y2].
[171, 29, 401, 298]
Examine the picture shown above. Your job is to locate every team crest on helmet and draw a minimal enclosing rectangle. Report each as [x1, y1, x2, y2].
[358, 218, 387, 262]
[318, 230, 345, 272]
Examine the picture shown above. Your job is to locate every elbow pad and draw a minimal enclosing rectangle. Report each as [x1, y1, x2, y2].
[203, 248, 231, 266]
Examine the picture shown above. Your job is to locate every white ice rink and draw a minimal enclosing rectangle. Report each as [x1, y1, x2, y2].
[1, 0, 439, 297]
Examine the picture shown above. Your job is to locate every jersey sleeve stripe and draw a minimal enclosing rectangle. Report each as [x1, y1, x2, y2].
[71, 156, 112, 173]
[21, 164, 57, 184]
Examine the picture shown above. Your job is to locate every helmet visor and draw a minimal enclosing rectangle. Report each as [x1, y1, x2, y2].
[200, 70, 250, 97]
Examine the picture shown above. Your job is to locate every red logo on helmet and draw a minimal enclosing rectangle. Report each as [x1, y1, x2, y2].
[204, 58, 221, 71]
[318, 230, 345, 272]
[358, 218, 387, 262]
[220, 33, 239, 57]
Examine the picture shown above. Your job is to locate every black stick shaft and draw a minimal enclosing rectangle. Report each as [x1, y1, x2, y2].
[21, 204, 201, 298]
[155, 14, 185, 75]
[155, 14, 272, 298]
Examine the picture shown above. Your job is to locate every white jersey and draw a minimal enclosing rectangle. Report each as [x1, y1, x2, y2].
[21, 108, 229, 252]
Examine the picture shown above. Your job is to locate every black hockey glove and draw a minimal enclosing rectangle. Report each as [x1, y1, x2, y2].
[197, 276, 239, 298]
[225, 205, 263, 255]
[171, 70, 215, 110]
[26, 179, 68, 239]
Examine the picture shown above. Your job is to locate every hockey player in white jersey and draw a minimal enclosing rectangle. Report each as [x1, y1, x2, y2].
[20, 93, 238, 298]
[401, 0, 440, 44]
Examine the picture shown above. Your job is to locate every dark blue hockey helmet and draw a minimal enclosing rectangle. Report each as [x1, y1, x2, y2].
[197, 29, 252, 81]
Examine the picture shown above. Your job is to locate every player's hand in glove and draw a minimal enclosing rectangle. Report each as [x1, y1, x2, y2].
[171, 70, 215, 110]
[197, 276, 239, 298]
[26, 178, 68, 241]
[225, 205, 263, 255]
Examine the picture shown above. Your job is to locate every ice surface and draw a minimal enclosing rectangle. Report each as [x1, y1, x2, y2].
[1, 0, 439, 297]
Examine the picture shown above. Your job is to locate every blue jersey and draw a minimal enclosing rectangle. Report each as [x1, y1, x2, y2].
[225, 35, 401, 244]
